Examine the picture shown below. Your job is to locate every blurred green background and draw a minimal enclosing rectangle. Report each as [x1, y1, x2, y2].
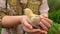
[48, 0, 60, 23]
[0, 0, 60, 34]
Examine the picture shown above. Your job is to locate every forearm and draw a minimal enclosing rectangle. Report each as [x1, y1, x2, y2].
[1, 16, 23, 28]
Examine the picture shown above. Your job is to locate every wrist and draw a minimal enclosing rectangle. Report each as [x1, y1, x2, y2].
[40, 13, 48, 18]
[19, 15, 28, 24]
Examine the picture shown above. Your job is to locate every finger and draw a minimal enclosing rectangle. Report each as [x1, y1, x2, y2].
[23, 26, 47, 34]
[39, 30, 47, 34]
[30, 30, 47, 34]
[39, 22, 48, 31]
[22, 18, 33, 29]
[40, 15, 52, 25]
[44, 18, 53, 25]
[41, 19, 51, 28]
[40, 15, 44, 19]
[23, 26, 32, 32]
[40, 13, 48, 18]
[32, 29, 47, 34]
[23, 26, 41, 33]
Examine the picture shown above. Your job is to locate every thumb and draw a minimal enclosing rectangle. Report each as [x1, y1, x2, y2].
[22, 18, 33, 29]
[40, 13, 48, 18]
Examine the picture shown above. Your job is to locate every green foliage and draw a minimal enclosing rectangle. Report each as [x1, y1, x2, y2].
[0, 27, 1, 34]
[48, 22, 60, 34]
[48, 0, 60, 23]
[48, 0, 60, 11]
[48, 10, 60, 23]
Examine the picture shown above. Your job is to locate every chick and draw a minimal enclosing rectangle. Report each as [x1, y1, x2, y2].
[24, 8, 60, 34]
[24, 8, 43, 29]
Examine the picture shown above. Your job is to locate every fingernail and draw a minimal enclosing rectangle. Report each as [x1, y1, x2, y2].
[45, 32, 47, 34]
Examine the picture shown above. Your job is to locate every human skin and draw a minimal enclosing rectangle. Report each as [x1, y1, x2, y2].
[1, 14, 52, 34]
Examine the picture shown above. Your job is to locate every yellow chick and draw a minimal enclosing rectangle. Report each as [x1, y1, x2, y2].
[24, 8, 43, 29]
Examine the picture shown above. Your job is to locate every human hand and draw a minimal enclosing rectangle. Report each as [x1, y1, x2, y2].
[39, 14, 52, 31]
[21, 16, 47, 34]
